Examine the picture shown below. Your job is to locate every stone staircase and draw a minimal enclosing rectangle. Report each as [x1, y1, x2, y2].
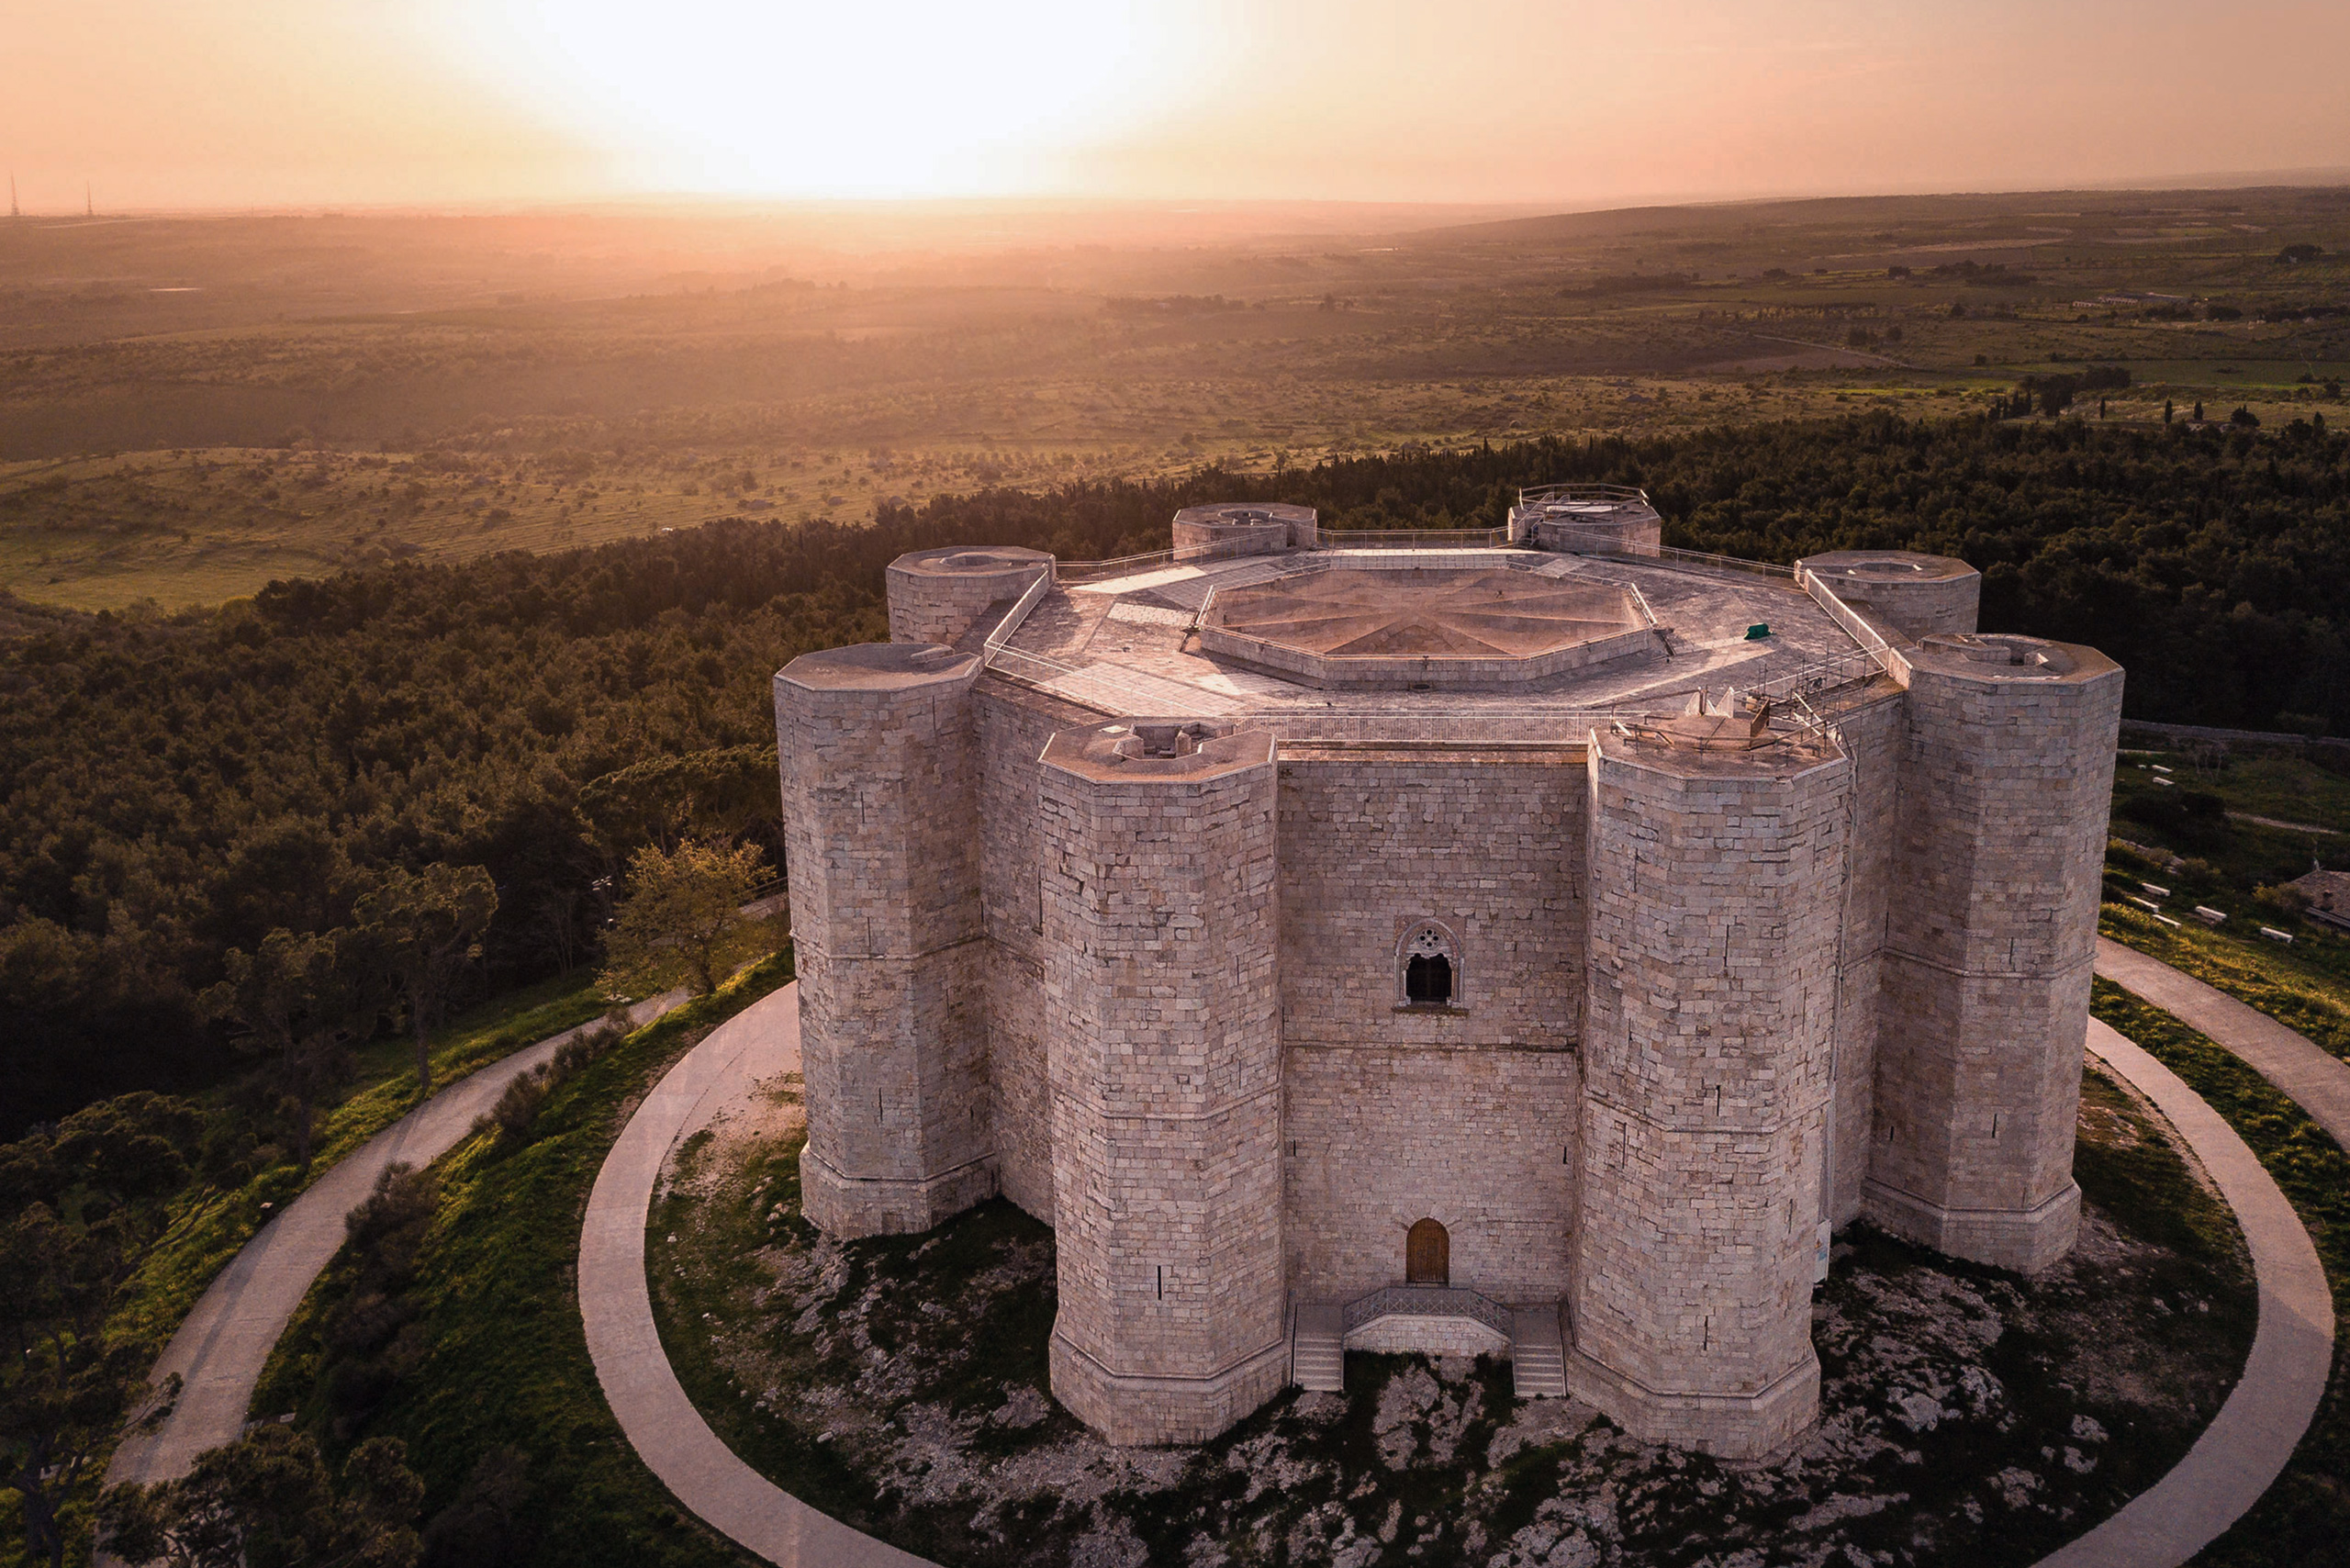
[1509, 1306, 1569, 1399]
[1291, 1301, 1347, 1393]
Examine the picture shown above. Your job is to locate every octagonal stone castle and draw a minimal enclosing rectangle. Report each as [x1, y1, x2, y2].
[772, 489, 2121, 1458]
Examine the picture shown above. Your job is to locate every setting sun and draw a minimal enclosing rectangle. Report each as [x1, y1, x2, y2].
[429, 0, 1206, 199]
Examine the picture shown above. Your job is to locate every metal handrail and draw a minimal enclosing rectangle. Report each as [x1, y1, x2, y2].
[1516, 482, 1652, 506]
[1313, 527, 1513, 549]
[1546, 527, 1796, 580]
[1342, 1284, 1512, 1337]
[980, 569, 1055, 663]
[1057, 548, 1180, 582]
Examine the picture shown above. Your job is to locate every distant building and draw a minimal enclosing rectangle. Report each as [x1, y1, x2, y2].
[2291, 868, 2350, 932]
[772, 490, 2122, 1458]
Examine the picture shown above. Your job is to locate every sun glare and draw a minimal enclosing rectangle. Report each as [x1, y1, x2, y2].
[429, 0, 1201, 199]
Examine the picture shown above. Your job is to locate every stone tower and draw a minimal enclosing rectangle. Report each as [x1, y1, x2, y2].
[1570, 724, 1851, 1458]
[774, 643, 996, 1236]
[1865, 631, 2123, 1271]
[884, 546, 1053, 647]
[1037, 719, 1289, 1445]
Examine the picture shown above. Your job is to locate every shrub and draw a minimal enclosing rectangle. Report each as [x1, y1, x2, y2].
[483, 1070, 553, 1146]
[2255, 883, 2313, 919]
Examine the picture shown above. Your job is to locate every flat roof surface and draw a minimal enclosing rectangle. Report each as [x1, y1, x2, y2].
[978, 546, 1880, 732]
[1212, 567, 1637, 658]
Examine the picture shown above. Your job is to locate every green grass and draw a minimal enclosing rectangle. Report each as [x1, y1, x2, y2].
[107, 971, 611, 1361]
[276, 951, 794, 1568]
[2100, 904, 2350, 1065]
[0, 971, 616, 1568]
[2089, 981, 2350, 1565]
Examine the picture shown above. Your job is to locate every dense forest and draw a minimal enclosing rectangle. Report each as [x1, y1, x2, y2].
[4, 410, 2346, 1130]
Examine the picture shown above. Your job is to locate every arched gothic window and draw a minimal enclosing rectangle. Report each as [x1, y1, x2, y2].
[1400, 924, 1458, 1007]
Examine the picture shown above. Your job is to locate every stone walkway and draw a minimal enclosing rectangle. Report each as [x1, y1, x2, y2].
[2097, 935, 2350, 1150]
[106, 991, 685, 1502]
[578, 980, 934, 1568]
[588, 960, 2338, 1568]
[2042, 1018, 2335, 1566]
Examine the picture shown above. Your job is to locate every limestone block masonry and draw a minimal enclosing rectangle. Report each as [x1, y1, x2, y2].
[1037, 721, 1289, 1445]
[775, 644, 997, 1236]
[1797, 551, 1981, 639]
[1172, 501, 1317, 561]
[1571, 728, 1848, 1458]
[884, 546, 1053, 648]
[772, 521, 2124, 1460]
[1865, 632, 2123, 1271]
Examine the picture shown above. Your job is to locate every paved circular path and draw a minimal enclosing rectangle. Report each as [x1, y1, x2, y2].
[2050, 1017, 2333, 1565]
[106, 991, 684, 1498]
[2097, 935, 2350, 1150]
[588, 963, 2340, 1568]
[579, 981, 932, 1567]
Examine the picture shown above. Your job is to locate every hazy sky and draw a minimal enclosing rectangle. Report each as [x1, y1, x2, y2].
[6, 1, 2348, 212]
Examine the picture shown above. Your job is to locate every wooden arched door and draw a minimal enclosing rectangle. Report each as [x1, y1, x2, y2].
[1405, 1218, 1449, 1285]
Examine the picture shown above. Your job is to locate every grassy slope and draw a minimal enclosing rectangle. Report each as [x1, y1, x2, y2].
[0, 972, 612, 1568]
[271, 952, 796, 1568]
[2088, 982, 2350, 1564]
[110, 972, 611, 1358]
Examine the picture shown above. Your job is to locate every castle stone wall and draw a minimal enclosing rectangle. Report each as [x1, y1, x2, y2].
[1867, 635, 2123, 1271]
[886, 547, 1052, 648]
[1827, 695, 1904, 1227]
[775, 644, 997, 1236]
[1039, 722, 1289, 1445]
[1798, 552, 1980, 639]
[1571, 729, 1849, 1458]
[1172, 502, 1316, 561]
[1284, 1043, 1578, 1305]
[975, 684, 1100, 1223]
[1275, 752, 1584, 1048]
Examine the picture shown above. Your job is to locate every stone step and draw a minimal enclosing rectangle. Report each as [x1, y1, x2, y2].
[1510, 1306, 1569, 1400]
[1292, 1301, 1347, 1393]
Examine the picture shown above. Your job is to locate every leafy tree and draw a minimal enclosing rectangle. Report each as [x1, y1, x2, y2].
[202, 931, 358, 1173]
[0, 1092, 202, 1568]
[99, 1424, 423, 1568]
[577, 745, 779, 860]
[357, 866, 498, 1099]
[598, 839, 778, 999]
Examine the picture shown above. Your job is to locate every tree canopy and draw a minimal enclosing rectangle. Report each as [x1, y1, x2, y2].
[5, 410, 2347, 1128]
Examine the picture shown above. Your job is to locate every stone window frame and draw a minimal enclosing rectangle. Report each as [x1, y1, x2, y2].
[1395, 920, 1467, 1011]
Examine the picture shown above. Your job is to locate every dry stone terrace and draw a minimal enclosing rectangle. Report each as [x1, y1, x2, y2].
[772, 490, 2124, 1460]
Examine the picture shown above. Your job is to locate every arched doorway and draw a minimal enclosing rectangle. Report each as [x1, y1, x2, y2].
[1405, 1218, 1449, 1285]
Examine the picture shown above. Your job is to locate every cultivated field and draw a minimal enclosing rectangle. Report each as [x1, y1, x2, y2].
[3, 186, 2346, 609]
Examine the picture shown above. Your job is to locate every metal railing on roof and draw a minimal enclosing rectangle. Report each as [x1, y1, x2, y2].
[1314, 527, 1513, 549]
[1516, 482, 1654, 509]
[979, 568, 1056, 666]
[1541, 525, 1797, 580]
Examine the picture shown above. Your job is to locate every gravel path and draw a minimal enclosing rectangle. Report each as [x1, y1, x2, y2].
[105, 991, 684, 1500]
[579, 980, 933, 1568]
